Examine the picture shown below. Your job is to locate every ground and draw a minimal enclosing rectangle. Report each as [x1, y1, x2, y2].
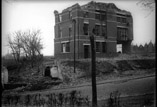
[1, 53, 156, 107]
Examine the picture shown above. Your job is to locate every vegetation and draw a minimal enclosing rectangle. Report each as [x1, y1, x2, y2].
[2, 30, 44, 80]
[7, 30, 43, 70]
[59, 57, 155, 87]
[2, 90, 90, 107]
[137, 0, 155, 17]
[131, 41, 155, 54]
[2, 54, 155, 107]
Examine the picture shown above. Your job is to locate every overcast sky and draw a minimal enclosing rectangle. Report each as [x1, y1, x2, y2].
[2, 0, 155, 56]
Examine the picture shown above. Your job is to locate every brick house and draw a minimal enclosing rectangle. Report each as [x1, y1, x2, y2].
[54, 1, 133, 59]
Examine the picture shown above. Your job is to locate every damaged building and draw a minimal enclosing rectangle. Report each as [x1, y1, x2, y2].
[54, 1, 133, 59]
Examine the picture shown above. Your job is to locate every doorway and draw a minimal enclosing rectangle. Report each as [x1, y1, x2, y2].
[44, 66, 51, 77]
[117, 44, 122, 53]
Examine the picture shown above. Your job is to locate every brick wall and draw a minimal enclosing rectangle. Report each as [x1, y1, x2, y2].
[54, 2, 133, 59]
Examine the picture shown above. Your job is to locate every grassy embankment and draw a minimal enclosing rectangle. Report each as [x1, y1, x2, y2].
[2, 53, 155, 92]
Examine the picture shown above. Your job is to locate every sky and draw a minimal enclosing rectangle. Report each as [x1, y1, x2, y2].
[2, 0, 156, 56]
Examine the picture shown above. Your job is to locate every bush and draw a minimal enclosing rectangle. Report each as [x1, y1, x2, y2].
[2, 59, 18, 71]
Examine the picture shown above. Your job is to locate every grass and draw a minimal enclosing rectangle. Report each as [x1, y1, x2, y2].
[2, 55, 155, 93]
[60, 59, 155, 79]
[2, 77, 155, 107]
[2, 54, 156, 107]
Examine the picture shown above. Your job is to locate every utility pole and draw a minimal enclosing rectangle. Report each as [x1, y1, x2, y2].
[73, 19, 76, 73]
[90, 30, 97, 107]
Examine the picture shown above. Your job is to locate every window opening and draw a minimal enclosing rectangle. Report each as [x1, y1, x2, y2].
[83, 23, 89, 35]
[96, 42, 101, 52]
[61, 42, 70, 53]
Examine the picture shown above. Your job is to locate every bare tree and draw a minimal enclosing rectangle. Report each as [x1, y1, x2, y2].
[8, 30, 43, 68]
[137, 0, 155, 17]
[8, 31, 23, 63]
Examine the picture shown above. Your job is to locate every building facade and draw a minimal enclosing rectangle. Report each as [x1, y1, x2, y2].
[54, 1, 133, 59]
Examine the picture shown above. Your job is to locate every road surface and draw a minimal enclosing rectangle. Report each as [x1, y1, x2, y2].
[11, 75, 155, 101]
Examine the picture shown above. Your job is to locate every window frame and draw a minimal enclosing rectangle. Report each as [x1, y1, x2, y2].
[102, 25, 106, 37]
[95, 13, 101, 20]
[61, 41, 70, 53]
[117, 27, 128, 41]
[59, 27, 62, 38]
[102, 42, 106, 53]
[95, 25, 101, 36]
[117, 17, 127, 23]
[84, 12, 89, 18]
[96, 42, 101, 52]
[101, 14, 106, 21]
[59, 14, 62, 22]
[69, 27, 72, 37]
[83, 23, 89, 35]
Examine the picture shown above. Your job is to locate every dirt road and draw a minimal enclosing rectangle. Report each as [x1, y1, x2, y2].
[11, 75, 155, 101]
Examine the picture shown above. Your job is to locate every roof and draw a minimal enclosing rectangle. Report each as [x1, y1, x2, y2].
[60, 1, 131, 16]
[62, 3, 80, 13]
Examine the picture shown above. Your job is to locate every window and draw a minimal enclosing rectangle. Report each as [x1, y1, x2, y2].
[117, 17, 121, 22]
[102, 42, 106, 53]
[117, 27, 128, 40]
[122, 28, 128, 40]
[59, 27, 62, 38]
[101, 14, 106, 21]
[122, 18, 126, 23]
[66, 42, 70, 52]
[69, 12, 72, 19]
[61, 42, 70, 53]
[117, 17, 127, 23]
[95, 10, 106, 21]
[59, 15, 62, 22]
[96, 42, 101, 52]
[83, 23, 89, 35]
[84, 12, 89, 18]
[102, 25, 106, 37]
[95, 25, 100, 36]
[95, 14, 101, 20]
[69, 27, 72, 37]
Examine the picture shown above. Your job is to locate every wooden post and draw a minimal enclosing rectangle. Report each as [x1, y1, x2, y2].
[90, 34, 97, 107]
[73, 19, 76, 73]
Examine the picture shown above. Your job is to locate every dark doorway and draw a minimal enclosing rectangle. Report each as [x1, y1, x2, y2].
[44, 66, 51, 77]
[84, 45, 90, 58]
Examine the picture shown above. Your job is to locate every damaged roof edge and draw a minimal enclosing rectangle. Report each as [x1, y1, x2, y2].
[59, 1, 132, 16]
[62, 3, 80, 13]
